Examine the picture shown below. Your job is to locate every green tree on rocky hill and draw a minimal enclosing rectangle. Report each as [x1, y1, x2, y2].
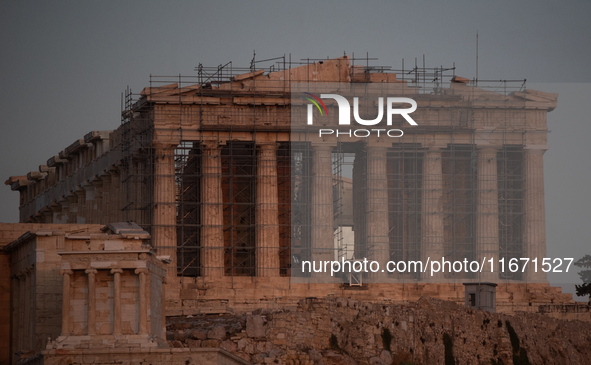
[574, 255, 591, 300]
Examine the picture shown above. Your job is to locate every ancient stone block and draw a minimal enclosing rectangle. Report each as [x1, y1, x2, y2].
[186, 339, 201, 348]
[207, 325, 227, 340]
[201, 339, 221, 348]
[246, 315, 265, 338]
[190, 329, 207, 340]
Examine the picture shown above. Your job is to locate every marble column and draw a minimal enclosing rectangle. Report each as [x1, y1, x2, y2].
[256, 143, 280, 277]
[110, 268, 123, 335]
[67, 193, 78, 224]
[366, 146, 390, 280]
[109, 167, 121, 223]
[75, 188, 86, 224]
[85, 269, 97, 335]
[135, 268, 149, 335]
[60, 269, 73, 335]
[92, 178, 103, 224]
[311, 144, 334, 275]
[100, 174, 112, 223]
[58, 197, 70, 224]
[24, 269, 31, 350]
[83, 183, 95, 224]
[18, 273, 25, 350]
[153, 144, 177, 272]
[29, 267, 35, 350]
[161, 277, 167, 337]
[40, 208, 53, 224]
[524, 146, 548, 283]
[49, 202, 61, 224]
[201, 141, 224, 277]
[11, 276, 19, 350]
[476, 147, 500, 282]
[421, 147, 445, 281]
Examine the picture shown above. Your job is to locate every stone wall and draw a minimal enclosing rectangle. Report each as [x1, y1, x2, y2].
[538, 302, 591, 321]
[0, 223, 103, 365]
[168, 277, 575, 317]
[35, 348, 250, 365]
[0, 249, 10, 361]
[167, 297, 591, 365]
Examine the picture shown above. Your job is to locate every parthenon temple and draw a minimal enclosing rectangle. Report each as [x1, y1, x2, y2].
[1, 55, 578, 364]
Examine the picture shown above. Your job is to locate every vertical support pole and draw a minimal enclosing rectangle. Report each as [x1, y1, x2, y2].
[85, 269, 97, 335]
[477, 146, 500, 282]
[256, 142, 280, 277]
[60, 269, 73, 336]
[201, 141, 224, 277]
[135, 268, 149, 335]
[110, 268, 123, 335]
[310, 144, 334, 277]
[422, 147, 445, 281]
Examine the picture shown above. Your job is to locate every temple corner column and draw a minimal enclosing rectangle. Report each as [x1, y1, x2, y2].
[153, 143, 178, 277]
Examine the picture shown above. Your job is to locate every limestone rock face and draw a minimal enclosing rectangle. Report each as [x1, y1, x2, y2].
[191, 328, 207, 340]
[208, 325, 227, 340]
[167, 297, 591, 364]
[379, 350, 392, 364]
[246, 315, 266, 338]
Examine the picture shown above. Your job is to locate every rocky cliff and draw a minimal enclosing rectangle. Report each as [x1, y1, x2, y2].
[167, 297, 591, 365]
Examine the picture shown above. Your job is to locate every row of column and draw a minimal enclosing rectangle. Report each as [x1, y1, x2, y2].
[418, 146, 501, 281]
[60, 268, 152, 336]
[312, 144, 547, 282]
[43, 167, 124, 225]
[152, 141, 546, 282]
[194, 141, 281, 277]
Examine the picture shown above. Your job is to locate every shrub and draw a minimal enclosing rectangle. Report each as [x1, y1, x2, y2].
[443, 333, 455, 365]
[329, 333, 340, 352]
[382, 328, 393, 352]
[505, 321, 530, 365]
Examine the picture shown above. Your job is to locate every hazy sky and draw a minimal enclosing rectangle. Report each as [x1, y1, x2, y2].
[1, 1, 590, 294]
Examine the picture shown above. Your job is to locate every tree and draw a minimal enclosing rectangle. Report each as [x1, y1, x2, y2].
[574, 255, 591, 300]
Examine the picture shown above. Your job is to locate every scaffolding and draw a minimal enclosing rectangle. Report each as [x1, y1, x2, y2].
[115, 54, 530, 284]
